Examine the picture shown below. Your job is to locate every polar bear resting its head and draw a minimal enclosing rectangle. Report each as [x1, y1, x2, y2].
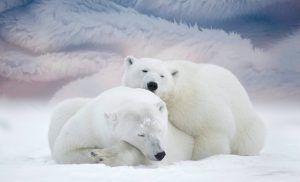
[49, 86, 169, 164]
[122, 56, 178, 100]
[122, 56, 265, 160]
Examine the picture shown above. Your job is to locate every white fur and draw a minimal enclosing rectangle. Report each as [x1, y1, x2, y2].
[48, 86, 193, 166]
[122, 56, 266, 160]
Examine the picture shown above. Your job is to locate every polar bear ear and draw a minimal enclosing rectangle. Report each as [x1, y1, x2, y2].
[156, 102, 166, 113]
[124, 56, 136, 68]
[104, 112, 118, 128]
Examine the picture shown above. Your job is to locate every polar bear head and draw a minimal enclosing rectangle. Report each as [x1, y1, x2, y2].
[122, 56, 178, 100]
[104, 99, 168, 161]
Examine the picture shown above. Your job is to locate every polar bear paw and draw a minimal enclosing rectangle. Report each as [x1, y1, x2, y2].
[90, 148, 118, 166]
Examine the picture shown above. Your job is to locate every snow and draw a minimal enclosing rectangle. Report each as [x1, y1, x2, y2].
[0, 101, 299, 182]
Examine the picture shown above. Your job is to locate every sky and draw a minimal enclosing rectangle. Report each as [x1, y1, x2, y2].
[0, 0, 299, 102]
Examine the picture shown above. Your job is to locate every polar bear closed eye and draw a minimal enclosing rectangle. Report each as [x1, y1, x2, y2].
[103, 101, 168, 161]
[122, 56, 266, 160]
[48, 86, 169, 164]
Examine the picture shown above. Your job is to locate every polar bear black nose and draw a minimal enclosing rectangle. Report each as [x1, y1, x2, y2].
[147, 82, 158, 92]
[154, 151, 166, 161]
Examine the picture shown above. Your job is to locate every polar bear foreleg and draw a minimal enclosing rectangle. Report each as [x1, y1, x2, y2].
[90, 141, 148, 167]
[54, 143, 147, 166]
[53, 147, 104, 164]
[192, 132, 231, 160]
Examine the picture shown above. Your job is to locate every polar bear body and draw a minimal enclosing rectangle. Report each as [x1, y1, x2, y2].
[122, 57, 265, 159]
[49, 86, 194, 165]
[48, 97, 90, 151]
[49, 86, 169, 164]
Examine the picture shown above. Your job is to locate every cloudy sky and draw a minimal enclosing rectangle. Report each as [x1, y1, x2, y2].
[0, 0, 299, 102]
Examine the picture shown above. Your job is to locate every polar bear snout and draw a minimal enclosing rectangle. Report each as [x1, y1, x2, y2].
[142, 135, 167, 161]
[147, 81, 158, 92]
[154, 151, 166, 161]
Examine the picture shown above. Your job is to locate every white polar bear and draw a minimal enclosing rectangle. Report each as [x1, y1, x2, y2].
[48, 86, 193, 166]
[122, 56, 266, 160]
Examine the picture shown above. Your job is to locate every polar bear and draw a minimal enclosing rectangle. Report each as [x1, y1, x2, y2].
[48, 86, 193, 166]
[122, 56, 266, 160]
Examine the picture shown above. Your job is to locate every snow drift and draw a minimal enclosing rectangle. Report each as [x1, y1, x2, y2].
[1, 101, 300, 181]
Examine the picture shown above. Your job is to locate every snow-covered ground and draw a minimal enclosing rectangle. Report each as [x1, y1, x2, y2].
[0, 101, 299, 182]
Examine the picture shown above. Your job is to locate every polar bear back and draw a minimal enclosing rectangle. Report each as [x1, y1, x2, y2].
[166, 60, 254, 123]
[48, 98, 91, 151]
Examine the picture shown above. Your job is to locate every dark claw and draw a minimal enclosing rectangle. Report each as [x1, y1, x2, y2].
[91, 151, 97, 157]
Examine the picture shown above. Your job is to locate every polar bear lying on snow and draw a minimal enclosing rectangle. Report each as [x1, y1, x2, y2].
[122, 56, 266, 160]
[49, 86, 193, 166]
